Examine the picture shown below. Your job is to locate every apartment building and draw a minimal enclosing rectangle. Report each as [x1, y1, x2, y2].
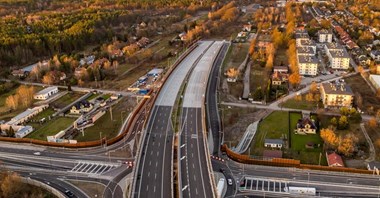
[295, 29, 310, 47]
[298, 55, 319, 76]
[297, 46, 316, 56]
[318, 29, 333, 43]
[324, 43, 350, 69]
[320, 82, 354, 108]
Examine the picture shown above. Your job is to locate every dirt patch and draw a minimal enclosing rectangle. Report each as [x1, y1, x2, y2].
[222, 106, 270, 147]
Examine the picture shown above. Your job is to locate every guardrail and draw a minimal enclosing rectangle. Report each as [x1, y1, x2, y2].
[221, 145, 374, 175]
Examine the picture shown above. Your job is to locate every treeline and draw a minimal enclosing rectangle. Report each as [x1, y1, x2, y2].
[0, 170, 55, 198]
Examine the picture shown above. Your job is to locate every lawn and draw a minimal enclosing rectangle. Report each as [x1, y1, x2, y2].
[27, 117, 75, 141]
[75, 99, 133, 142]
[251, 111, 289, 155]
[250, 62, 269, 99]
[31, 108, 55, 121]
[281, 94, 322, 111]
[345, 74, 380, 112]
[288, 112, 325, 165]
[50, 92, 85, 109]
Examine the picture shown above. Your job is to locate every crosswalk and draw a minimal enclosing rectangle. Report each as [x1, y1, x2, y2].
[70, 161, 119, 175]
[240, 177, 288, 193]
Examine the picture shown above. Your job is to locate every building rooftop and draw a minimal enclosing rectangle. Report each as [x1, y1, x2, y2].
[318, 29, 333, 34]
[329, 50, 350, 58]
[265, 138, 283, 145]
[300, 39, 316, 46]
[327, 152, 344, 167]
[297, 46, 315, 55]
[6, 106, 46, 125]
[325, 42, 344, 51]
[321, 82, 353, 95]
[298, 55, 319, 64]
[35, 86, 58, 96]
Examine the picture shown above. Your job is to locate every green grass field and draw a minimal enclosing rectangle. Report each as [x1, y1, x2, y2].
[27, 117, 75, 141]
[281, 94, 322, 111]
[251, 111, 289, 155]
[51, 92, 85, 109]
[75, 100, 130, 142]
[289, 112, 326, 165]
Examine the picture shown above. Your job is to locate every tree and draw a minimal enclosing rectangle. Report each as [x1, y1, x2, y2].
[305, 93, 314, 102]
[42, 73, 54, 85]
[368, 117, 378, 128]
[265, 53, 274, 69]
[320, 128, 339, 148]
[5, 95, 19, 110]
[377, 88, 380, 98]
[17, 85, 34, 108]
[338, 136, 355, 157]
[330, 117, 338, 126]
[340, 107, 349, 116]
[310, 81, 318, 93]
[338, 116, 349, 130]
[357, 65, 365, 75]
[376, 109, 380, 121]
[289, 73, 301, 88]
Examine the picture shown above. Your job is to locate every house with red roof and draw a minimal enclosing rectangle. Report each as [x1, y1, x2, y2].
[326, 152, 344, 167]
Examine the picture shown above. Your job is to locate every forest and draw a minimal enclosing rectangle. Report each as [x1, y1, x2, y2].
[0, 0, 221, 68]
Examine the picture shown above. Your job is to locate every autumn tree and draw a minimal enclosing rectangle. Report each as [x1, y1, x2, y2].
[289, 73, 301, 88]
[320, 128, 339, 148]
[330, 117, 338, 126]
[338, 135, 356, 157]
[368, 117, 378, 128]
[16, 85, 35, 108]
[42, 73, 54, 85]
[310, 81, 318, 94]
[5, 95, 19, 110]
[338, 116, 349, 130]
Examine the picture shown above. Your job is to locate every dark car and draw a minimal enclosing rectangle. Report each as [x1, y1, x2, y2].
[65, 190, 74, 197]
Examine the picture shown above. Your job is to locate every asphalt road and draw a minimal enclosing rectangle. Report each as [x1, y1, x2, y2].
[206, 42, 229, 155]
[133, 41, 214, 198]
[180, 108, 213, 198]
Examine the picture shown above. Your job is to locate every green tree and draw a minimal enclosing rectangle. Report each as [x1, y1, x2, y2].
[338, 116, 349, 130]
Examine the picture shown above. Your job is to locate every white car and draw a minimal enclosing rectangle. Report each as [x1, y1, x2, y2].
[33, 152, 41, 156]
[227, 179, 233, 186]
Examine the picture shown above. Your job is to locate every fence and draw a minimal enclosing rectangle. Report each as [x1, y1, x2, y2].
[221, 144, 374, 175]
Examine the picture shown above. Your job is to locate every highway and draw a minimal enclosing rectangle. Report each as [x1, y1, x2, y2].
[206, 42, 229, 155]
[133, 41, 213, 198]
[179, 41, 224, 198]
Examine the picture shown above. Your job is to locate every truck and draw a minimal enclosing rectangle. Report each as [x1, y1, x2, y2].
[216, 178, 225, 198]
[284, 186, 316, 196]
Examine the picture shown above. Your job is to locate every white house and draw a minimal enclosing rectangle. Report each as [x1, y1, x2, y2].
[15, 126, 34, 138]
[369, 74, 380, 90]
[34, 86, 59, 100]
[264, 139, 283, 149]
[6, 105, 48, 125]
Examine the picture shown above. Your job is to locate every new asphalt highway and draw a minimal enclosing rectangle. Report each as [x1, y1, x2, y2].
[179, 41, 224, 198]
[133, 41, 213, 198]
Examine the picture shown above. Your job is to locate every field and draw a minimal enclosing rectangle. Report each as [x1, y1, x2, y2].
[27, 117, 75, 140]
[288, 112, 326, 165]
[221, 43, 250, 99]
[345, 74, 380, 112]
[281, 94, 322, 111]
[50, 92, 85, 109]
[251, 111, 289, 155]
[75, 99, 135, 141]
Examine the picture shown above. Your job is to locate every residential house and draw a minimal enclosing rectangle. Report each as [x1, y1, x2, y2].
[179, 32, 187, 41]
[137, 37, 150, 48]
[320, 82, 354, 108]
[324, 43, 350, 70]
[79, 55, 95, 66]
[15, 126, 34, 138]
[70, 101, 93, 114]
[327, 152, 344, 167]
[371, 50, 380, 61]
[34, 86, 59, 100]
[243, 24, 252, 32]
[264, 139, 283, 149]
[357, 55, 371, 66]
[273, 66, 289, 73]
[369, 74, 380, 90]
[271, 71, 288, 85]
[298, 55, 319, 76]
[6, 105, 48, 125]
[11, 69, 27, 78]
[295, 117, 317, 135]
[318, 29, 333, 43]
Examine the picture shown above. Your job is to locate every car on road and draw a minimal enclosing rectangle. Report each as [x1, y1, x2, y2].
[65, 190, 74, 197]
[227, 179, 233, 186]
[33, 152, 41, 156]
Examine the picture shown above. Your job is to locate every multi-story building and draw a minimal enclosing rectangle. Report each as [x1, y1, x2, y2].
[320, 82, 354, 108]
[297, 46, 316, 56]
[300, 39, 317, 52]
[318, 29, 333, 43]
[324, 43, 350, 69]
[295, 29, 310, 47]
[298, 55, 318, 76]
